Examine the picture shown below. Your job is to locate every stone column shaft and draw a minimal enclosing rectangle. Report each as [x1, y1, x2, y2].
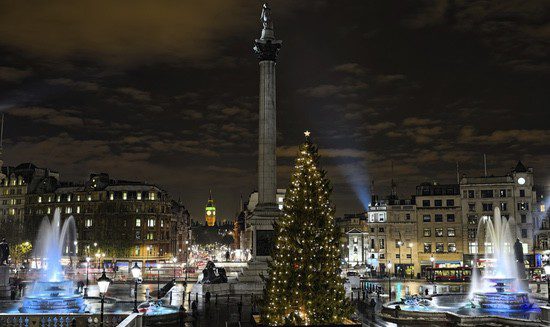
[258, 60, 277, 206]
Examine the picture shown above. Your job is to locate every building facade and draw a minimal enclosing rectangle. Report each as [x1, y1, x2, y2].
[0, 165, 190, 261]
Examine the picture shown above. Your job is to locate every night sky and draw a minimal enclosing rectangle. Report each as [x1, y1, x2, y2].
[0, 1, 548, 221]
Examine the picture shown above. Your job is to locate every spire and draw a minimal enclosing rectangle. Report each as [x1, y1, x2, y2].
[514, 160, 528, 173]
[208, 189, 213, 201]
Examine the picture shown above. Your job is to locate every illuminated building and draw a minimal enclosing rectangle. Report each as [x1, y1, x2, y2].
[205, 190, 216, 227]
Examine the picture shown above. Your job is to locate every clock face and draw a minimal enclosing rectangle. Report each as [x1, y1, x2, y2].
[207, 210, 211, 216]
[518, 177, 526, 185]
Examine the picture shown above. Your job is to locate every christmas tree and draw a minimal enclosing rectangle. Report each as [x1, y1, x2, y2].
[261, 131, 352, 326]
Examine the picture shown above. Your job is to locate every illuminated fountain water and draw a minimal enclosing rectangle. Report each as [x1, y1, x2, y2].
[20, 208, 85, 313]
[470, 207, 532, 311]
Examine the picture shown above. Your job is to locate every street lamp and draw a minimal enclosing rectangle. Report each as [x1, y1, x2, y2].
[97, 270, 112, 326]
[430, 254, 435, 282]
[408, 242, 413, 279]
[84, 257, 91, 297]
[157, 263, 162, 300]
[397, 241, 402, 277]
[184, 240, 189, 284]
[131, 262, 142, 313]
[387, 261, 392, 301]
[172, 257, 177, 281]
[544, 263, 550, 305]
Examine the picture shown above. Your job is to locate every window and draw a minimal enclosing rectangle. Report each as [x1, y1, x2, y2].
[406, 254, 411, 259]
[468, 215, 478, 225]
[405, 213, 411, 220]
[110, 193, 114, 201]
[370, 239, 375, 249]
[521, 229, 527, 238]
[446, 199, 455, 206]
[136, 218, 141, 227]
[422, 200, 430, 207]
[87, 195, 92, 201]
[521, 214, 527, 223]
[435, 228, 443, 237]
[519, 189, 525, 197]
[485, 242, 493, 254]
[135, 231, 141, 240]
[123, 192, 127, 200]
[423, 215, 431, 222]
[482, 203, 493, 211]
[517, 202, 529, 211]
[436, 243, 444, 253]
[378, 227, 384, 233]
[447, 228, 455, 237]
[47, 207, 51, 214]
[468, 228, 477, 239]
[378, 213, 385, 222]
[134, 246, 140, 255]
[67, 195, 71, 202]
[77, 195, 81, 201]
[395, 254, 400, 259]
[447, 214, 455, 222]
[423, 243, 432, 253]
[481, 190, 493, 198]
[423, 228, 431, 237]
[448, 243, 456, 253]
[147, 219, 155, 227]
[57, 195, 61, 202]
[500, 202, 507, 211]
[370, 228, 374, 233]
[468, 190, 475, 198]
[65, 207, 72, 214]
[147, 233, 154, 240]
[434, 200, 442, 207]
[76, 206, 80, 214]
[379, 254, 385, 259]
[468, 242, 478, 254]
[435, 214, 443, 222]
[499, 189, 506, 197]
[38, 196, 42, 203]
[137, 193, 142, 200]
[468, 203, 476, 212]
[379, 239, 385, 249]
[149, 192, 156, 200]
[85, 219, 93, 227]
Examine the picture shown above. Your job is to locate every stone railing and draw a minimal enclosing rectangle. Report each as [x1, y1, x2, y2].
[0, 313, 128, 327]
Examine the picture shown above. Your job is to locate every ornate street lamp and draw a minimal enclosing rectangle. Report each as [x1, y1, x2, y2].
[544, 263, 550, 305]
[408, 242, 413, 279]
[172, 257, 177, 281]
[97, 270, 112, 326]
[387, 261, 392, 301]
[157, 263, 162, 300]
[84, 257, 91, 297]
[131, 262, 142, 313]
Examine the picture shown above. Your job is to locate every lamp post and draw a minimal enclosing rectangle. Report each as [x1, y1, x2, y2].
[131, 262, 142, 313]
[408, 242, 413, 279]
[544, 263, 550, 305]
[97, 270, 112, 326]
[430, 254, 435, 282]
[387, 261, 392, 301]
[397, 241, 402, 278]
[184, 240, 189, 284]
[172, 257, 177, 281]
[84, 257, 91, 297]
[157, 263, 162, 300]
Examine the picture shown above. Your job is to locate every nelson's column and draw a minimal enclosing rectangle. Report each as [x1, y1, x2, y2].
[248, 3, 282, 260]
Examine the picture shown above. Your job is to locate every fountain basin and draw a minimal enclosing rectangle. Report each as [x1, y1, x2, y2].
[20, 280, 85, 313]
[473, 291, 532, 311]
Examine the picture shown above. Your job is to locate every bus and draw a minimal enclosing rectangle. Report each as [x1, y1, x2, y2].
[426, 267, 472, 282]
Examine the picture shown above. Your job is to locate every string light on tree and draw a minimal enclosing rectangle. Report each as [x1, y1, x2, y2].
[261, 131, 352, 325]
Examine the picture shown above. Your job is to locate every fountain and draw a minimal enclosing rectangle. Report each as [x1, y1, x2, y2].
[20, 208, 85, 313]
[470, 207, 532, 311]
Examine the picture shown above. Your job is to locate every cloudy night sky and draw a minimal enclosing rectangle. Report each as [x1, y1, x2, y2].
[0, 1, 548, 221]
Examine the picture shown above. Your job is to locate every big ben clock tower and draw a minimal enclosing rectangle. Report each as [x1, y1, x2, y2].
[205, 190, 216, 227]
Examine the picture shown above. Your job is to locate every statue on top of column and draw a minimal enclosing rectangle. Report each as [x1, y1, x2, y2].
[260, 3, 273, 30]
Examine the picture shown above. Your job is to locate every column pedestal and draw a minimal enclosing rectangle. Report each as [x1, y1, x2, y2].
[0, 266, 11, 298]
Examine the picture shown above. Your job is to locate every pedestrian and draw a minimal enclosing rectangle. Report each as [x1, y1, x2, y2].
[205, 291, 211, 303]
[237, 300, 243, 321]
[424, 288, 429, 296]
[191, 299, 198, 318]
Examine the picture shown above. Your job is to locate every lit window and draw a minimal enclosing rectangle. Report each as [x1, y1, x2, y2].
[110, 193, 114, 201]
[67, 195, 71, 202]
[48, 196, 52, 202]
[137, 193, 142, 200]
[147, 233, 154, 240]
[149, 192, 156, 200]
[469, 242, 478, 254]
[77, 195, 81, 201]
[484, 242, 493, 254]
[136, 218, 141, 227]
[160, 220, 164, 228]
[436, 243, 444, 253]
[448, 243, 456, 252]
[447, 228, 455, 237]
[435, 228, 443, 237]
[123, 192, 127, 200]
[87, 195, 92, 201]
[65, 207, 72, 214]
[8, 208, 15, 215]
[423, 243, 432, 253]
[423, 229, 431, 237]
[278, 204, 283, 210]
[147, 219, 155, 227]
[541, 204, 546, 212]
[76, 206, 81, 214]
[85, 219, 93, 227]
[278, 197, 283, 203]
[38, 196, 42, 203]
[57, 195, 61, 202]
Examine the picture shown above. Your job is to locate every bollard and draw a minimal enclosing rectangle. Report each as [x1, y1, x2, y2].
[195, 292, 198, 302]
[188, 292, 191, 306]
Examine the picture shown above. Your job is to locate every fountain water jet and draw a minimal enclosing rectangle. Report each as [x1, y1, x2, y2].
[471, 207, 531, 311]
[20, 208, 85, 313]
